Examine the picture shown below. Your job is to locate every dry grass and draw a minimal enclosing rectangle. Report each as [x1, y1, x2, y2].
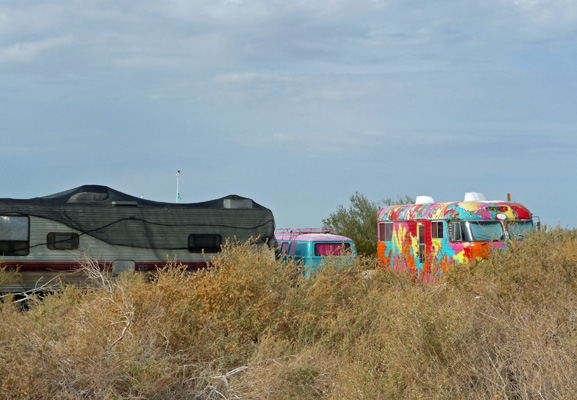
[1, 228, 577, 399]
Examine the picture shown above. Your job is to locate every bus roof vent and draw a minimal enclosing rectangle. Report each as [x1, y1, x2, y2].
[415, 196, 435, 204]
[464, 192, 486, 202]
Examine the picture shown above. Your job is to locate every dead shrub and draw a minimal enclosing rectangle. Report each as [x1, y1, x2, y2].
[1, 230, 577, 399]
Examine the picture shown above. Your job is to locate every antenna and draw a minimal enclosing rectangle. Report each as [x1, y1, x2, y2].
[176, 170, 181, 203]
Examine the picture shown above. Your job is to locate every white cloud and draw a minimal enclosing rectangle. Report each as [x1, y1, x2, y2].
[0, 36, 71, 63]
[491, 0, 577, 40]
[214, 71, 302, 84]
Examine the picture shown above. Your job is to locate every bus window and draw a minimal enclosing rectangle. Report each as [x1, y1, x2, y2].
[465, 221, 505, 242]
[507, 221, 534, 240]
[379, 222, 393, 241]
[432, 221, 444, 239]
[449, 221, 462, 242]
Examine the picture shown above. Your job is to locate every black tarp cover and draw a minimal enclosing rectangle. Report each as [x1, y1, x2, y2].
[0, 185, 275, 250]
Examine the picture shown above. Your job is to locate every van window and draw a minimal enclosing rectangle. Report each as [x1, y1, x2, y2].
[295, 243, 309, 258]
[288, 242, 297, 256]
[314, 242, 351, 256]
[0, 215, 29, 256]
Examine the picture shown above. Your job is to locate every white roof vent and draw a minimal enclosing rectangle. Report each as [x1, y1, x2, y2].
[415, 195, 435, 204]
[464, 192, 486, 202]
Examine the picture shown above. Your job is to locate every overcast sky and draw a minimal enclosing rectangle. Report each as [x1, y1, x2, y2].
[1, 0, 576, 229]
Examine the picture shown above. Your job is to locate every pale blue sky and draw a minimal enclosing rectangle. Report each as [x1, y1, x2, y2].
[1, 0, 576, 228]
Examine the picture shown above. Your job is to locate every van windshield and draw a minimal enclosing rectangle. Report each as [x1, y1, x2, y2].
[314, 242, 351, 256]
[507, 221, 534, 240]
[464, 221, 505, 242]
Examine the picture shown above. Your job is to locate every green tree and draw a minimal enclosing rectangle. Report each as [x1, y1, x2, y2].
[322, 192, 414, 256]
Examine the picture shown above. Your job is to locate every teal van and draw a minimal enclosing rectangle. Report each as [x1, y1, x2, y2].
[275, 228, 357, 277]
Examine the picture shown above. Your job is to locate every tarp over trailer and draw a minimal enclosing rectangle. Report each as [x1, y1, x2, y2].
[0, 184, 275, 255]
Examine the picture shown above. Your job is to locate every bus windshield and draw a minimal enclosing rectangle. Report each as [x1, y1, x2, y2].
[464, 221, 505, 242]
[507, 221, 534, 240]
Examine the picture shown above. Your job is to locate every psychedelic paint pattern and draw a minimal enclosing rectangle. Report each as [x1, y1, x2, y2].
[377, 197, 534, 278]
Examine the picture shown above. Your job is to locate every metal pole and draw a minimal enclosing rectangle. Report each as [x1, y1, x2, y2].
[176, 170, 180, 203]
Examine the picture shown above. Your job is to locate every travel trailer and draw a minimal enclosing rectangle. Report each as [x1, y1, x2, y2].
[275, 228, 356, 277]
[377, 192, 536, 277]
[0, 185, 275, 292]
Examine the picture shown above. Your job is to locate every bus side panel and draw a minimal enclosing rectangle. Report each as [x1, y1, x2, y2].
[391, 221, 496, 277]
[435, 237, 505, 268]
[430, 220, 460, 274]
[431, 231, 476, 269]
[378, 221, 419, 274]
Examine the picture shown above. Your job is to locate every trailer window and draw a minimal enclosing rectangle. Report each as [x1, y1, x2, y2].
[314, 242, 351, 256]
[47, 232, 80, 250]
[507, 221, 534, 240]
[188, 234, 222, 253]
[0, 215, 29, 256]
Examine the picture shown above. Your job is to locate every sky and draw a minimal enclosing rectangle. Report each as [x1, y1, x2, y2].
[1, 0, 576, 229]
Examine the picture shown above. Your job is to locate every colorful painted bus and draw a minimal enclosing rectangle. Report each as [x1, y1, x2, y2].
[377, 193, 536, 277]
[275, 228, 356, 277]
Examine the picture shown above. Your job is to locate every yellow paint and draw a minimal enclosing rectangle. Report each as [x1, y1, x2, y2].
[458, 201, 482, 212]
[453, 248, 468, 263]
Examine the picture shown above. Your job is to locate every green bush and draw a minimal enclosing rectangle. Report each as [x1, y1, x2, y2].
[322, 192, 413, 255]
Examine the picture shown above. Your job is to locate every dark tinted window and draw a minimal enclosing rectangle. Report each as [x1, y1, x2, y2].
[47, 232, 80, 250]
[0, 215, 29, 256]
[188, 234, 222, 253]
